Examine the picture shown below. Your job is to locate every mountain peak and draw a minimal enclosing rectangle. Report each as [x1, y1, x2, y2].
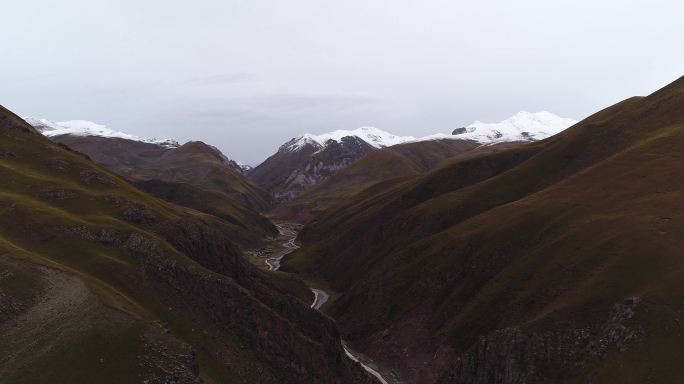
[462, 111, 577, 142]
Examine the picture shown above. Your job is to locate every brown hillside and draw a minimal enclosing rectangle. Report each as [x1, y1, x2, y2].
[0, 106, 373, 384]
[276, 139, 522, 222]
[47, 134, 275, 246]
[283, 76, 684, 383]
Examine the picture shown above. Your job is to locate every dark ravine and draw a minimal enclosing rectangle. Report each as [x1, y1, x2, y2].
[265, 222, 397, 384]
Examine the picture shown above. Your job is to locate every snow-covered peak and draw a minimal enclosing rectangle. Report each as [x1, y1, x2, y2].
[411, 111, 576, 144]
[237, 162, 254, 174]
[24, 117, 180, 148]
[284, 126, 416, 152]
[459, 111, 576, 143]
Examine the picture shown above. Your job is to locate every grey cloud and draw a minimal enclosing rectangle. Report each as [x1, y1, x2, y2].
[188, 72, 257, 85]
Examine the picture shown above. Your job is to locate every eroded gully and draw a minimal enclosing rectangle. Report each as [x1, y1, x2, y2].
[266, 223, 394, 384]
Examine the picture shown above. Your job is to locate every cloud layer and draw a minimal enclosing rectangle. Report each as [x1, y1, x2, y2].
[3, 0, 683, 163]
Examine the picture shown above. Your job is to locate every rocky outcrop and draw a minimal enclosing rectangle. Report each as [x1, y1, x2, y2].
[250, 136, 376, 201]
[437, 298, 641, 384]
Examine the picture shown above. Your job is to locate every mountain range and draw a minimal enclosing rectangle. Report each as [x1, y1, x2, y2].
[250, 111, 577, 201]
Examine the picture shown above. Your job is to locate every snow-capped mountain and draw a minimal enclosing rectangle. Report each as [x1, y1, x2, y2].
[24, 117, 180, 148]
[283, 126, 415, 152]
[464, 111, 576, 141]
[279, 111, 576, 154]
[416, 111, 577, 144]
[251, 134, 378, 201]
[238, 163, 254, 175]
[250, 111, 576, 201]
[24, 117, 261, 176]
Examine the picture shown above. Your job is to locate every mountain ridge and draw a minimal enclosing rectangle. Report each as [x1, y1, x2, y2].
[252, 111, 576, 201]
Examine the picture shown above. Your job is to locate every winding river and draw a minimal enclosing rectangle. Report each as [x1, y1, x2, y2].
[266, 223, 394, 384]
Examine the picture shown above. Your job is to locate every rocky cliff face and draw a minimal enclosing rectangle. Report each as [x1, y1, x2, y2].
[437, 298, 641, 384]
[250, 136, 376, 201]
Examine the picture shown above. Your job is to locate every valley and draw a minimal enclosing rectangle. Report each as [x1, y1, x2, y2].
[4, 76, 684, 383]
[5, 2, 683, 383]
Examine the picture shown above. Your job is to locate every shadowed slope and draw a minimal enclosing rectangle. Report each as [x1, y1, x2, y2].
[283, 76, 684, 383]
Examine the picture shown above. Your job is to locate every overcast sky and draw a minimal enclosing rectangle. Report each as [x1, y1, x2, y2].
[3, 0, 683, 164]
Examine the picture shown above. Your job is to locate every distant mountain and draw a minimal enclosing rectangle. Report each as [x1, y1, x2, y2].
[26, 118, 274, 246]
[441, 111, 577, 143]
[250, 129, 383, 201]
[238, 162, 254, 175]
[285, 126, 416, 151]
[251, 113, 576, 201]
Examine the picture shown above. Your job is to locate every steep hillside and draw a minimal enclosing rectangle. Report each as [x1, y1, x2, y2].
[27, 121, 275, 246]
[0, 106, 373, 384]
[283, 76, 684, 383]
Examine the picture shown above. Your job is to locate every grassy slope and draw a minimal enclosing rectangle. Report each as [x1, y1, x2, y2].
[137, 140, 273, 209]
[283, 76, 684, 383]
[0, 106, 372, 384]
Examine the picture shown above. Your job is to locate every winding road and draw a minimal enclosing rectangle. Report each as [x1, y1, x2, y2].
[266, 223, 395, 384]
[265, 223, 300, 271]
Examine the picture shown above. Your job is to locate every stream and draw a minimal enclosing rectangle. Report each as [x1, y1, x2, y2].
[265, 223, 395, 384]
